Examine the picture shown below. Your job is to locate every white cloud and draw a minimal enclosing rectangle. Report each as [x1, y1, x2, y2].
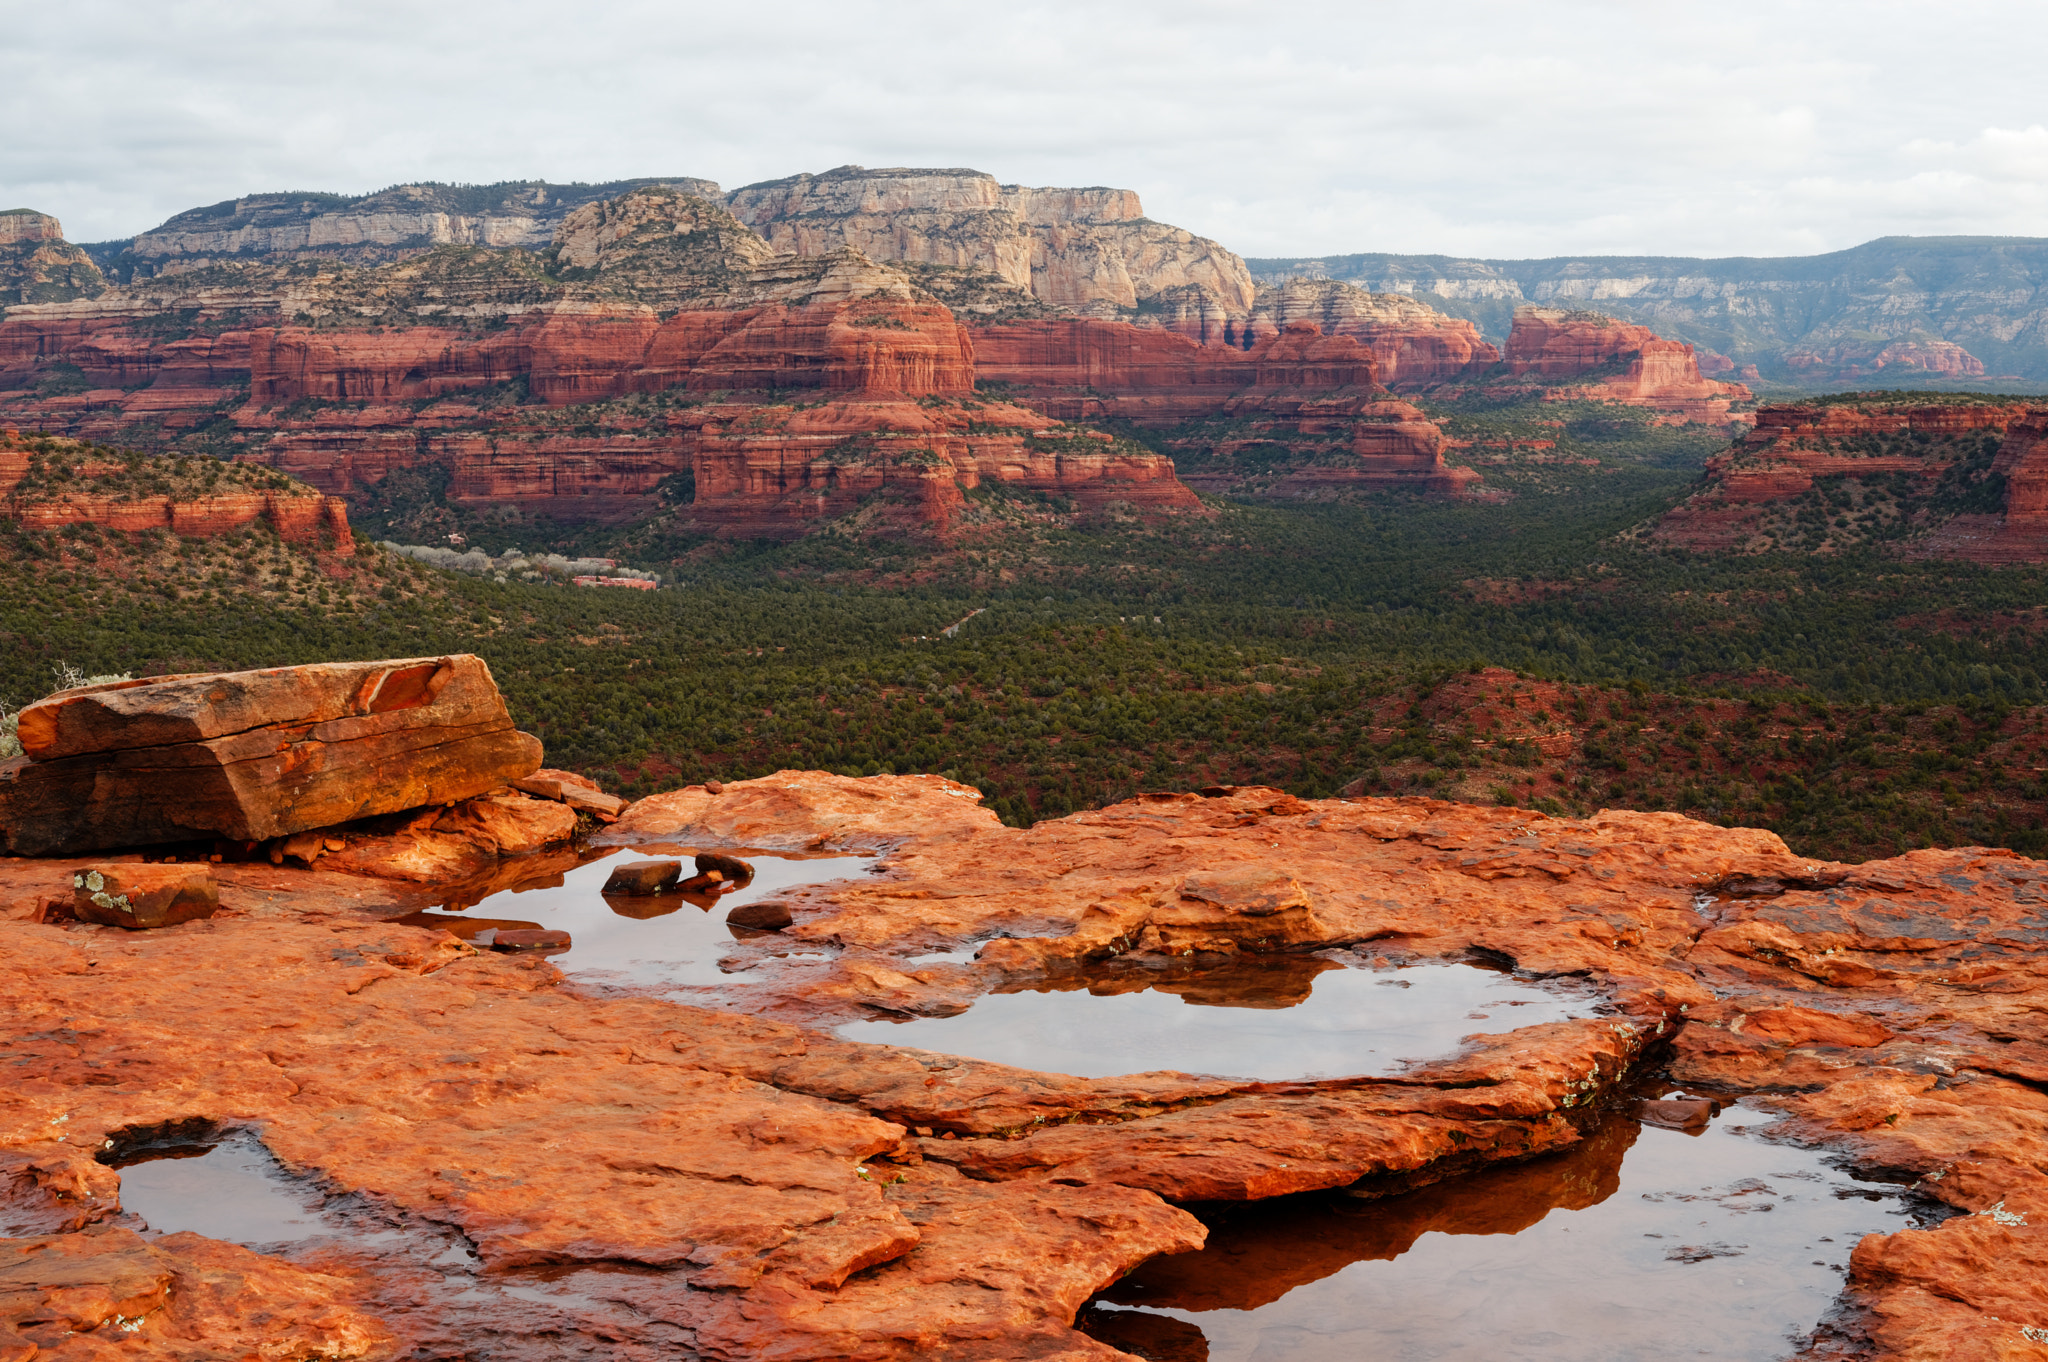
[5, 0, 2048, 259]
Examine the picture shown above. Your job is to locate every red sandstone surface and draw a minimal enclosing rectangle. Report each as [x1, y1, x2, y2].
[6, 768, 2043, 1357]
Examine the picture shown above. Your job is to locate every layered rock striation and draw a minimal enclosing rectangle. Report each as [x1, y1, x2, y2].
[726, 165, 1257, 315]
[0, 656, 543, 855]
[1480, 306, 1752, 423]
[973, 317, 1477, 497]
[0, 190, 1190, 537]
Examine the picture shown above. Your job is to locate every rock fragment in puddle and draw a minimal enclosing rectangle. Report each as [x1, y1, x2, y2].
[601, 859, 684, 895]
[695, 851, 755, 885]
[727, 898, 794, 931]
[70, 865, 218, 930]
[485, 928, 571, 951]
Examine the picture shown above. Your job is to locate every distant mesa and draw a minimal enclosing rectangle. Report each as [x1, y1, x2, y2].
[0, 209, 105, 306]
[1245, 237, 2048, 387]
[0, 210, 65, 246]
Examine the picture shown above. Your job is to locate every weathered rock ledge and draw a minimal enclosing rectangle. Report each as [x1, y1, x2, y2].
[2, 772, 2044, 1359]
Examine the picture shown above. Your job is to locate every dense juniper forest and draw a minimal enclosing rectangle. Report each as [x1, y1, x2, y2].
[10, 388, 2048, 864]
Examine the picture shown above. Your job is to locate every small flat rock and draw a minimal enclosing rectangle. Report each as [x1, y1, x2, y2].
[603, 859, 683, 895]
[489, 928, 571, 951]
[727, 899, 794, 931]
[71, 865, 218, 930]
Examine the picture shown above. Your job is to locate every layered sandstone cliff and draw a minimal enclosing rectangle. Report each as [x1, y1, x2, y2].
[973, 317, 1476, 498]
[1240, 278, 1500, 386]
[118, 178, 725, 273]
[726, 166, 1258, 315]
[1470, 306, 1753, 424]
[0, 187, 1213, 539]
[0, 211, 63, 247]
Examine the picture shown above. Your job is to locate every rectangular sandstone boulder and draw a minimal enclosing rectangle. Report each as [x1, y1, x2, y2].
[16, 656, 495, 761]
[0, 655, 543, 856]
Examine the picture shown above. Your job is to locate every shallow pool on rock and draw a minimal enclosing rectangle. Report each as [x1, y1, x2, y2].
[114, 1137, 337, 1247]
[836, 956, 1599, 1080]
[1079, 1102, 1926, 1362]
[399, 847, 875, 990]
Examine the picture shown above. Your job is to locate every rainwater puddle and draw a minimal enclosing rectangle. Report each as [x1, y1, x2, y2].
[113, 1136, 340, 1247]
[1080, 1103, 1926, 1362]
[399, 847, 873, 990]
[836, 956, 1597, 1080]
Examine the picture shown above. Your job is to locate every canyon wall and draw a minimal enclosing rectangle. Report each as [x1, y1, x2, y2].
[1472, 306, 1751, 423]
[973, 317, 1475, 498]
[0, 181, 1492, 534]
[1246, 237, 2048, 384]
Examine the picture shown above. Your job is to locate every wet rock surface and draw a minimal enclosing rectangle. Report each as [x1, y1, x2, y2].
[2, 771, 2046, 1358]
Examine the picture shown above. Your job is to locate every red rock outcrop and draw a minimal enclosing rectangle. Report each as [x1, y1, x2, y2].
[1489, 305, 1752, 424]
[970, 318, 1475, 497]
[1, 1226, 396, 1359]
[1648, 400, 2045, 556]
[0, 435, 356, 550]
[0, 275, 1188, 535]
[0, 657, 542, 855]
[680, 394, 1200, 538]
[970, 315, 1377, 421]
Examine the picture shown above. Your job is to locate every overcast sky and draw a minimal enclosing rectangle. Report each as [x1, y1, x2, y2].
[7, 0, 2046, 260]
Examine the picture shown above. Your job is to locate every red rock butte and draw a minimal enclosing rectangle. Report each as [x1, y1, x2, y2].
[1649, 398, 2048, 562]
[1478, 305, 1752, 425]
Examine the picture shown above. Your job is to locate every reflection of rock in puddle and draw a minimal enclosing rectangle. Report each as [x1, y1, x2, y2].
[1080, 1099, 1936, 1362]
[836, 955, 1598, 1080]
[395, 846, 875, 990]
